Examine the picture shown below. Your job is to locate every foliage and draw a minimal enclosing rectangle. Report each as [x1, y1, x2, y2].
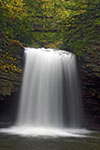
[0, 53, 22, 73]
[0, 0, 29, 43]
[0, 0, 100, 55]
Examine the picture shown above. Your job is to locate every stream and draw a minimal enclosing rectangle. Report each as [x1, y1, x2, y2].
[0, 132, 100, 150]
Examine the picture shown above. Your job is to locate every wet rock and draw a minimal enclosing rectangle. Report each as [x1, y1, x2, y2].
[79, 42, 100, 129]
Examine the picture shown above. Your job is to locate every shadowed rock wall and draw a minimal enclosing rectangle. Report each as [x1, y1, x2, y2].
[80, 42, 100, 129]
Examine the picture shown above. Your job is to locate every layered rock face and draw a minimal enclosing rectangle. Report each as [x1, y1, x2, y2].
[80, 42, 100, 129]
[0, 32, 24, 125]
[0, 32, 24, 101]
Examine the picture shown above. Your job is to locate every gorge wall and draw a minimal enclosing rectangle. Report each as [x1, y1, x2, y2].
[80, 42, 100, 129]
[0, 32, 100, 129]
[0, 32, 24, 125]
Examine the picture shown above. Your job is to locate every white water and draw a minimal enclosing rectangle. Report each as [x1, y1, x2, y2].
[0, 48, 87, 137]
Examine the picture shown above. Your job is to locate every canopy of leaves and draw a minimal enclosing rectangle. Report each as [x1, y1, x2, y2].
[0, 0, 100, 55]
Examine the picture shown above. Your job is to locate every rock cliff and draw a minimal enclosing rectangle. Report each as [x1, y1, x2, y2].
[80, 42, 100, 129]
[0, 32, 24, 101]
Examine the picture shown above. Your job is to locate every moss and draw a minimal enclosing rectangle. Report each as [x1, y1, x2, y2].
[10, 40, 23, 48]
[45, 43, 57, 49]
[8, 40, 24, 57]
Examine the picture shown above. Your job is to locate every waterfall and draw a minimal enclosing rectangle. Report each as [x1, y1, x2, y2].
[16, 47, 83, 129]
[0, 47, 86, 137]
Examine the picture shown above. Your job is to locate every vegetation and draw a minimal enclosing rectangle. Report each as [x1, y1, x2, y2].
[0, 0, 100, 55]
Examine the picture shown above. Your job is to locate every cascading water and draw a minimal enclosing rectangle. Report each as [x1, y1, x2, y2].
[17, 47, 82, 129]
[0, 47, 88, 137]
